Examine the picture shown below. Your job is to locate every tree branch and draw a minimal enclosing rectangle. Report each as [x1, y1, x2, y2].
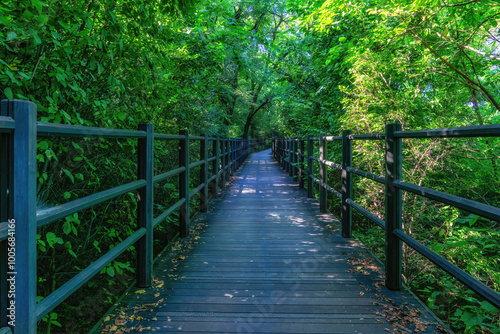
[410, 28, 500, 111]
[441, 0, 480, 7]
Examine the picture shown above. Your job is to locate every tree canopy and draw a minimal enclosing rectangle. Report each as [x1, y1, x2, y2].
[1, 0, 499, 333]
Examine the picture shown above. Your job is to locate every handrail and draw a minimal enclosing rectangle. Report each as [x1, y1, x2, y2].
[37, 122, 147, 138]
[0, 99, 253, 333]
[0, 116, 15, 133]
[272, 123, 500, 309]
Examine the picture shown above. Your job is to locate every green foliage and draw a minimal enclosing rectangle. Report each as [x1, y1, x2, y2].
[2, 0, 499, 332]
[276, 0, 500, 333]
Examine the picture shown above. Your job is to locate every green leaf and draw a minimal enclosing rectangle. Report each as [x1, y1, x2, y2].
[63, 221, 72, 234]
[31, 0, 42, 14]
[38, 140, 49, 150]
[62, 168, 75, 183]
[4, 87, 13, 99]
[106, 267, 115, 277]
[461, 311, 483, 327]
[480, 301, 499, 315]
[117, 112, 127, 121]
[93, 240, 101, 253]
[37, 15, 50, 25]
[46, 232, 63, 247]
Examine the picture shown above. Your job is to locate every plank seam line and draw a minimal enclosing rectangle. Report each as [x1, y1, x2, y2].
[158, 312, 380, 319]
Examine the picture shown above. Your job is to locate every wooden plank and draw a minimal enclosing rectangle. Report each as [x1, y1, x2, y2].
[137, 123, 154, 287]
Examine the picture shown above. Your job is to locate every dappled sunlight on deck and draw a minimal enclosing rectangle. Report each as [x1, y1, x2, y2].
[97, 148, 443, 334]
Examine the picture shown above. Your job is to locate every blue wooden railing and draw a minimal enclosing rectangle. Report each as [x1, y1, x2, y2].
[0, 99, 264, 333]
[273, 124, 500, 311]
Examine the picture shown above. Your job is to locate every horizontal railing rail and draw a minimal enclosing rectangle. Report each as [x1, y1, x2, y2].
[0, 99, 252, 333]
[272, 123, 500, 310]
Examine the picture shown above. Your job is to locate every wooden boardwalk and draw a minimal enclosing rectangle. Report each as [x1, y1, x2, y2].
[97, 149, 445, 334]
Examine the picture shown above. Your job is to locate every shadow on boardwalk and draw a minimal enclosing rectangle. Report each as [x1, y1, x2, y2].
[96, 149, 447, 334]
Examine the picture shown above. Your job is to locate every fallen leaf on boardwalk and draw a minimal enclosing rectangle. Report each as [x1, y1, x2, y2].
[104, 316, 110, 322]
[194, 236, 201, 240]
[154, 293, 160, 298]
[156, 283, 164, 288]
[359, 291, 365, 296]
[135, 290, 146, 294]
[152, 317, 158, 321]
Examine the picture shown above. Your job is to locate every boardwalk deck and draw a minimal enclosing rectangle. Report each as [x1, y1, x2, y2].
[97, 149, 446, 334]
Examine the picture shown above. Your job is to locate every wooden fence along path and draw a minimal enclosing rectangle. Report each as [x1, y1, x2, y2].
[97, 149, 443, 333]
[2, 99, 499, 333]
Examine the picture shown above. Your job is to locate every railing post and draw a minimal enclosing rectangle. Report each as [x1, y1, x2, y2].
[5, 100, 38, 333]
[235, 140, 239, 169]
[289, 138, 294, 177]
[284, 138, 287, 170]
[137, 123, 154, 287]
[307, 135, 313, 198]
[200, 133, 208, 212]
[226, 139, 230, 181]
[234, 139, 237, 172]
[230, 139, 234, 175]
[288, 139, 292, 174]
[283, 139, 287, 170]
[221, 139, 227, 189]
[385, 123, 403, 290]
[179, 130, 190, 237]
[299, 138, 305, 189]
[281, 139, 285, 169]
[237, 139, 240, 169]
[292, 138, 297, 180]
[212, 136, 219, 197]
[341, 130, 352, 238]
[280, 138, 283, 166]
[319, 132, 327, 213]
[0, 102, 11, 329]
[286, 139, 290, 173]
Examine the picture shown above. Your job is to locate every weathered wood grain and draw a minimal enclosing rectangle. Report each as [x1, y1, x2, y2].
[97, 149, 446, 334]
